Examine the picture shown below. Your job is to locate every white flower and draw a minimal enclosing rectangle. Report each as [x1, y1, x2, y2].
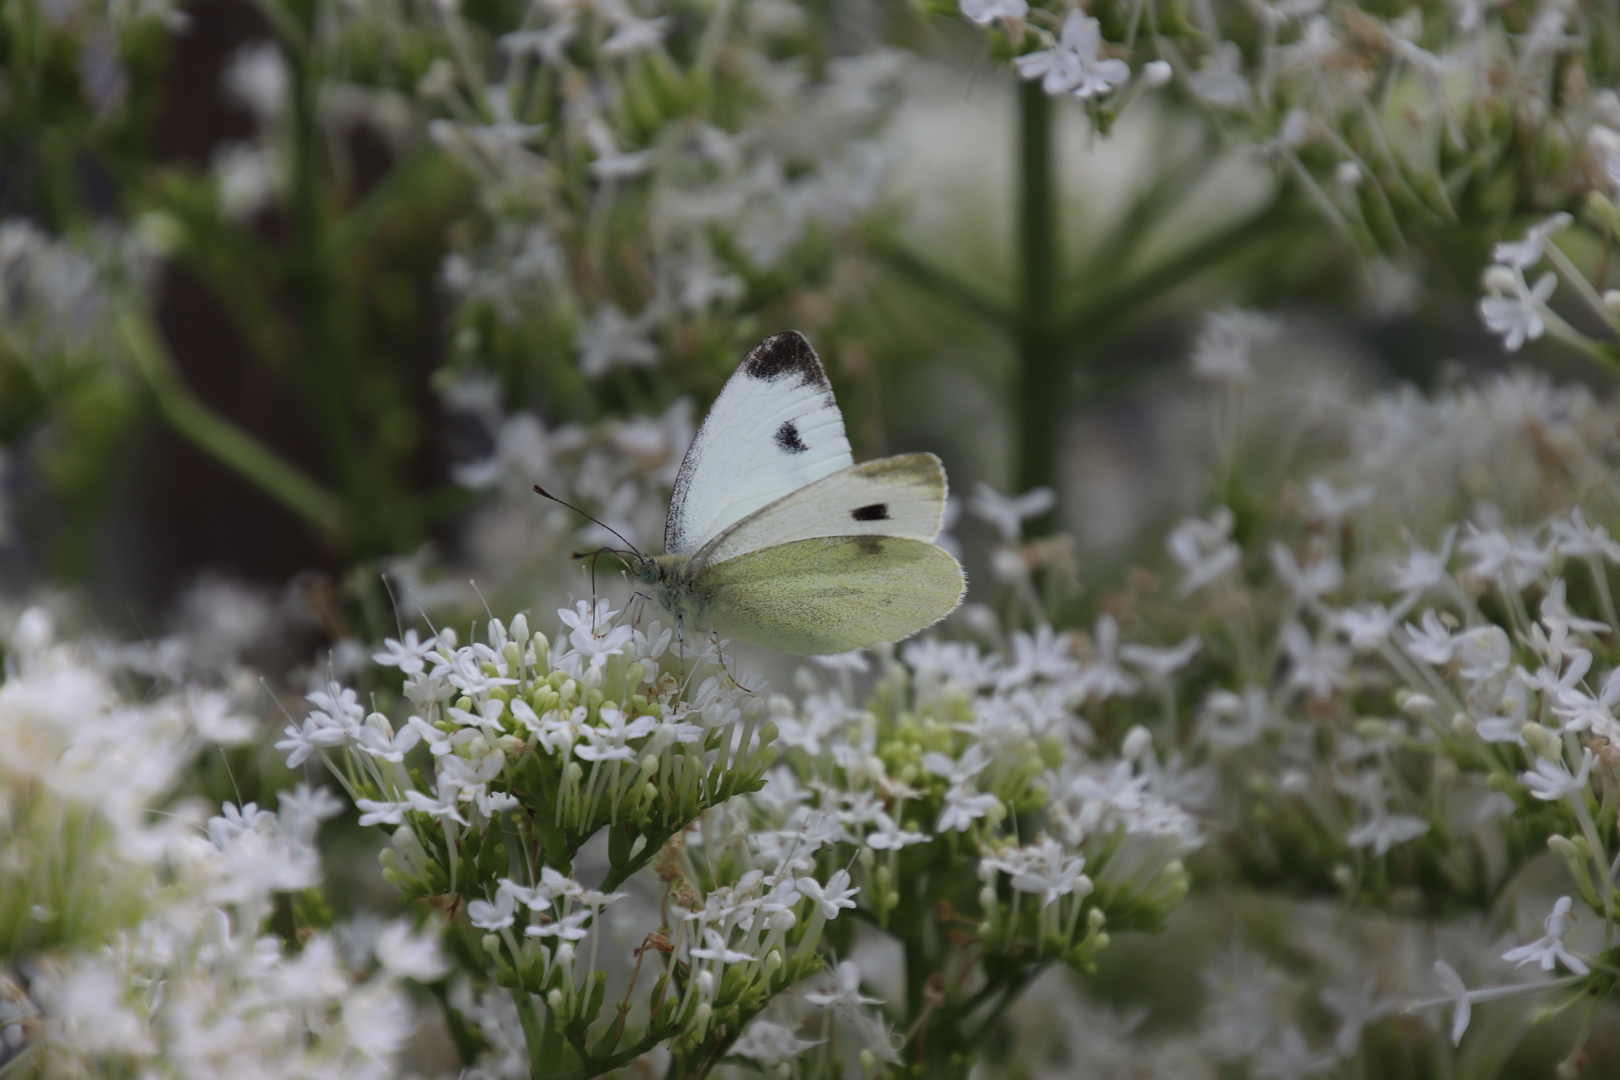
[1073, 615, 1141, 702]
[804, 959, 883, 1012]
[1281, 621, 1349, 700]
[1014, 13, 1130, 99]
[575, 303, 660, 378]
[968, 483, 1056, 543]
[1491, 213, 1572, 270]
[1120, 635, 1201, 679]
[1387, 527, 1456, 595]
[1550, 508, 1620, 562]
[730, 1018, 823, 1065]
[1478, 268, 1555, 352]
[1331, 603, 1400, 652]
[1189, 41, 1252, 107]
[1432, 961, 1471, 1045]
[1167, 507, 1241, 594]
[937, 785, 1001, 832]
[375, 920, 449, 981]
[1345, 811, 1429, 856]
[796, 869, 859, 919]
[690, 927, 756, 965]
[468, 889, 518, 931]
[1190, 307, 1281, 381]
[278, 783, 344, 842]
[997, 624, 1079, 689]
[1198, 686, 1270, 749]
[1501, 896, 1590, 975]
[1520, 747, 1593, 801]
[1460, 523, 1550, 586]
[1271, 543, 1343, 600]
[600, 13, 668, 58]
[372, 629, 436, 674]
[960, 0, 1027, 26]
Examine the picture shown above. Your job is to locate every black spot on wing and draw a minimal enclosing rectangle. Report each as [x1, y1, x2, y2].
[739, 331, 830, 388]
[852, 503, 888, 521]
[775, 421, 809, 454]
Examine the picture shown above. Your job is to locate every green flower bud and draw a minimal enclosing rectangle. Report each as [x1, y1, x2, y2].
[1523, 724, 1561, 759]
[1548, 835, 1581, 859]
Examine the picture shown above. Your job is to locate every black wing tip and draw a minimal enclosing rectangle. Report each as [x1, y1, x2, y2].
[740, 330, 828, 388]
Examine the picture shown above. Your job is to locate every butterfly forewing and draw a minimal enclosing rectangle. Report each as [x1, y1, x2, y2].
[664, 332, 853, 555]
[693, 452, 948, 571]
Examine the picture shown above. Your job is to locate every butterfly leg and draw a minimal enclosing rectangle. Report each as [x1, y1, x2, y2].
[676, 612, 685, 691]
[709, 631, 753, 693]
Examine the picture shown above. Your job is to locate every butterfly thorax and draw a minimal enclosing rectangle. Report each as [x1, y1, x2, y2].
[636, 553, 705, 629]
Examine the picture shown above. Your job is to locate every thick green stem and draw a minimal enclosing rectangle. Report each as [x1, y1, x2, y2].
[1015, 81, 1061, 533]
[286, 48, 368, 549]
[117, 300, 350, 538]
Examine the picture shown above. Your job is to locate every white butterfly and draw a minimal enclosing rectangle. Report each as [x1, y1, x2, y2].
[632, 331, 966, 655]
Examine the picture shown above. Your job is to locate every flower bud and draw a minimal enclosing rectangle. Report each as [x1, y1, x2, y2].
[547, 988, 564, 1013]
[1548, 834, 1581, 859]
[1122, 726, 1152, 761]
[1143, 59, 1172, 87]
[692, 1002, 712, 1041]
[764, 949, 783, 976]
[1396, 691, 1436, 715]
[1523, 724, 1561, 759]
[697, 970, 714, 998]
[1482, 265, 1517, 294]
[482, 934, 501, 956]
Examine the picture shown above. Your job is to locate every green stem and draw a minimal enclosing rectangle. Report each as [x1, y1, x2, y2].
[116, 300, 350, 539]
[512, 989, 553, 1079]
[287, 47, 368, 546]
[1015, 80, 1061, 533]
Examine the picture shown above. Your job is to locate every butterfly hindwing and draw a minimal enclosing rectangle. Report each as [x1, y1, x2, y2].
[689, 535, 966, 655]
[664, 332, 853, 555]
[693, 452, 947, 571]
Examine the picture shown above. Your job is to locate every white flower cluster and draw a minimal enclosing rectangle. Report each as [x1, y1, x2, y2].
[0, 607, 443, 1077]
[0, 606, 255, 957]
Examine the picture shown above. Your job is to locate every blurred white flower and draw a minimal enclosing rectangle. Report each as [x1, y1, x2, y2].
[1014, 13, 1130, 99]
[575, 303, 661, 377]
[960, 0, 1027, 26]
[1501, 896, 1590, 975]
[1478, 268, 1555, 352]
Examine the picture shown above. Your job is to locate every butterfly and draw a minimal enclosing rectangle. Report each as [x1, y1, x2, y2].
[629, 331, 965, 655]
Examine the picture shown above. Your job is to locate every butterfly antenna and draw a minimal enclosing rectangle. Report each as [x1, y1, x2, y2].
[532, 484, 643, 557]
